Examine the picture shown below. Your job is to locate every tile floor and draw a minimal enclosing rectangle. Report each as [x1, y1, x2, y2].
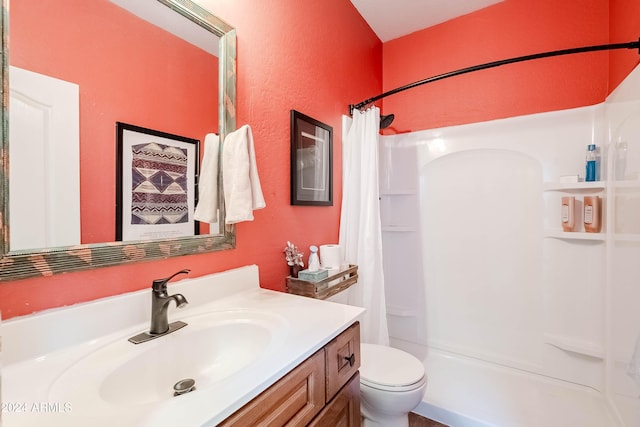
[409, 412, 449, 427]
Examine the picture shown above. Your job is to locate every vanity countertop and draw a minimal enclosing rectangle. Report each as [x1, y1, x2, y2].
[2, 265, 365, 426]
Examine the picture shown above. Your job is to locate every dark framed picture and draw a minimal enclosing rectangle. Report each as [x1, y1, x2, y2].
[116, 122, 200, 241]
[290, 110, 333, 206]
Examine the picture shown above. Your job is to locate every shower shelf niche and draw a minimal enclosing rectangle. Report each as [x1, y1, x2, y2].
[543, 181, 606, 192]
[544, 229, 605, 241]
[543, 180, 606, 241]
[544, 333, 604, 359]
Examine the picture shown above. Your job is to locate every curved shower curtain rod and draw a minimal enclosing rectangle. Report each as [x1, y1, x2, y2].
[348, 38, 640, 116]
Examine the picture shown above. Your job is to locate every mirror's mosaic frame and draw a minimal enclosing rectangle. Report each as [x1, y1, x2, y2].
[0, 0, 236, 281]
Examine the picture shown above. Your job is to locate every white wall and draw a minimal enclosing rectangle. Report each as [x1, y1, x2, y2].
[604, 65, 640, 427]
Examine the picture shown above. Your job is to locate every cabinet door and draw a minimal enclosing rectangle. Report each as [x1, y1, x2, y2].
[309, 373, 361, 427]
[219, 349, 325, 426]
[325, 322, 360, 401]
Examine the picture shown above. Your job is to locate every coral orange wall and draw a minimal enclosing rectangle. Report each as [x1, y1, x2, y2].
[380, 0, 636, 133]
[7, 0, 632, 321]
[0, 0, 381, 319]
[10, 0, 218, 244]
[609, 0, 640, 90]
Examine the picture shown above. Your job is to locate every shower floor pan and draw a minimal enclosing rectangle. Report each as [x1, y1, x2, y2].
[403, 345, 618, 427]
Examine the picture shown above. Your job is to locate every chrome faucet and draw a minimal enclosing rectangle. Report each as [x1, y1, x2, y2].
[128, 269, 190, 344]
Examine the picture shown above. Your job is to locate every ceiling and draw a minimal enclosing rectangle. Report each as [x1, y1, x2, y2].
[350, 0, 503, 42]
[110, 0, 220, 56]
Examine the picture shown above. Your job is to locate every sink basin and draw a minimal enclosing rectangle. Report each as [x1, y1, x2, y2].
[48, 309, 287, 409]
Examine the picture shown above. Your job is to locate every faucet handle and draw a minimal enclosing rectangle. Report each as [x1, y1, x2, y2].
[152, 269, 190, 293]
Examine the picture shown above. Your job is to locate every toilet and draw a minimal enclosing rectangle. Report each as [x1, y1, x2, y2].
[359, 343, 427, 427]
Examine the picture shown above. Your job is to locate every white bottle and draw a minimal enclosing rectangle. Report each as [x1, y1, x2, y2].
[308, 245, 320, 272]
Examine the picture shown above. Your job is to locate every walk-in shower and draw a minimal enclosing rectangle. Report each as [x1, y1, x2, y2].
[378, 68, 640, 425]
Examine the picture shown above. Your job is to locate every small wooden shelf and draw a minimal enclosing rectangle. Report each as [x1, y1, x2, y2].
[286, 265, 358, 300]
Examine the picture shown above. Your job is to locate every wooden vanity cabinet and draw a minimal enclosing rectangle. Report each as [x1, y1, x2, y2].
[309, 372, 360, 427]
[219, 321, 361, 427]
[219, 349, 326, 426]
[324, 321, 360, 400]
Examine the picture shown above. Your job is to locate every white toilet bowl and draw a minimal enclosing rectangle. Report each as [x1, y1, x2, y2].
[359, 343, 427, 427]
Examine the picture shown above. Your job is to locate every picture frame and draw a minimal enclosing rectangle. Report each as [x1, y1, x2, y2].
[290, 110, 333, 206]
[116, 122, 200, 241]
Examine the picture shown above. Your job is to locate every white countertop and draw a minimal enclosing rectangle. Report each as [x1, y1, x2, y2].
[1, 265, 365, 426]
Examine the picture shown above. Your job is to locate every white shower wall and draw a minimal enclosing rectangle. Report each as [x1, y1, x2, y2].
[380, 65, 640, 426]
[605, 68, 640, 427]
[381, 105, 607, 388]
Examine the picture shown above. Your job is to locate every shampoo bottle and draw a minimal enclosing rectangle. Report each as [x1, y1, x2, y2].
[585, 144, 600, 182]
[584, 196, 601, 233]
[561, 196, 575, 232]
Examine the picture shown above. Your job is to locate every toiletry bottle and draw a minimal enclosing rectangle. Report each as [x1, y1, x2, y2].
[561, 196, 575, 232]
[616, 141, 628, 181]
[308, 245, 320, 272]
[585, 144, 599, 182]
[584, 195, 601, 233]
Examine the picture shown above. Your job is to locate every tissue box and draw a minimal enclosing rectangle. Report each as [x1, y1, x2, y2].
[297, 268, 328, 282]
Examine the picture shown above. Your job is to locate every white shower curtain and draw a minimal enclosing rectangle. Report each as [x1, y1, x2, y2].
[339, 107, 389, 346]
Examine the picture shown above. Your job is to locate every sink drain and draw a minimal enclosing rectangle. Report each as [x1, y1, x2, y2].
[173, 378, 196, 396]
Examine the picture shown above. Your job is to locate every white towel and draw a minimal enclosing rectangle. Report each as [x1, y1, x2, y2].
[194, 133, 220, 223]
[222, 124, 266, 224]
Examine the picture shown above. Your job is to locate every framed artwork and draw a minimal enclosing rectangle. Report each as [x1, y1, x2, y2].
[290, 110, 333, 206]
[116, 122, 200, 241]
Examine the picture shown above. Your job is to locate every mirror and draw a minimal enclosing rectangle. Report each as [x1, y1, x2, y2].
[0, 0, 237, 281]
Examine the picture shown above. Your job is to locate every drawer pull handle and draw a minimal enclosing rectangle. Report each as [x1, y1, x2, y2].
[344, 353, 356, 367]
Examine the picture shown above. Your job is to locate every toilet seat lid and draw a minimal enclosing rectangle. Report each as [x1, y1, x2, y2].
[360, 343, 425, 389]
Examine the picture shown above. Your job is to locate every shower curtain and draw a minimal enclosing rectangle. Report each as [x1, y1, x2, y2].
[339, 107, 389, 345]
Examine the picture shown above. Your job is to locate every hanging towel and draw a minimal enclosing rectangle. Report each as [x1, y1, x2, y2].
[222, 124, 266, 224]
[194, 133, 220, 223]
[628, 333, 640, 387]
